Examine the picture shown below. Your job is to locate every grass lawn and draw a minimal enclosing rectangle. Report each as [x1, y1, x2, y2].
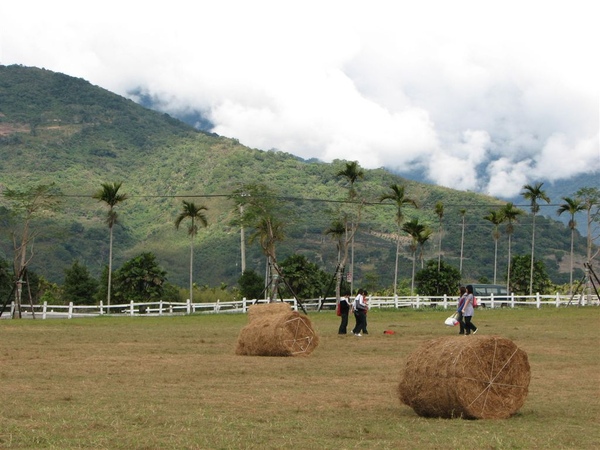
[1, 306, 599, 449]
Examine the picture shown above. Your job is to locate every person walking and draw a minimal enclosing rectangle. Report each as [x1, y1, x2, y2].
[462, 284, 478, 335]
[351, 289, 368, 336]
[362, 290, 369, 334]
[338, 292, 352, 334]
[457, 286, 467, 335]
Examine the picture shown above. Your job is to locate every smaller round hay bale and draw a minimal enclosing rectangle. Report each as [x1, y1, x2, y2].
[247, 302, 292, 322]
[398, 335, 530, 419]
[236, 310, 319, 357]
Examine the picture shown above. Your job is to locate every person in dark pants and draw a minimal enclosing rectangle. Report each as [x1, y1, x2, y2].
[351, 289, 368, 336]
[462, 284, 478, 335]
[457, 285, 467, 335]
[338, 293, 352, 334]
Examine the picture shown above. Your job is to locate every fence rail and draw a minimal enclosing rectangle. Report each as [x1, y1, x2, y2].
[1, 292, 598, 320]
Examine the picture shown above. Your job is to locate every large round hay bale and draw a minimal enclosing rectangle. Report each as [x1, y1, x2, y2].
[236, 310, 319, 357]
[398, 335, 530, 419]
[247, 302, 292, 322]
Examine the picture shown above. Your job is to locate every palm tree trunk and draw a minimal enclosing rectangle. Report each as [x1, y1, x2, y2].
[459, 217, 465, 274]
[393, 234, 400, 297]
[529, 214, 536, 295]
[569, 227, 574, 295]
[493, 238, 498, 284]
[108, 224, 113, 308]
[410, 250, 416, 295]
[507, 234, 512, 293]
[189, 236, 194, 303]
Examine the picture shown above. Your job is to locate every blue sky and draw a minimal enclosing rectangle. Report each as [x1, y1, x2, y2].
[1, 0, 598, 198]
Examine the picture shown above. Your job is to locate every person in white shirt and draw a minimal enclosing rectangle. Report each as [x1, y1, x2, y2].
[351, 289, 368, 336]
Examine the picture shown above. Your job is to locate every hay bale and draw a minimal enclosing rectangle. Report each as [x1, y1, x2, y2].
[236, 309, 319, 357]
[247, 302, 292, 322]
[398, 335, 530, 419]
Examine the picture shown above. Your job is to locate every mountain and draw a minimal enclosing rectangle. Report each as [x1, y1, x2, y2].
[0, 64, 592, 290]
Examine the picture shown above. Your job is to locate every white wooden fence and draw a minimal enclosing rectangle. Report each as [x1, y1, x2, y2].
[1, 292, 598, 319]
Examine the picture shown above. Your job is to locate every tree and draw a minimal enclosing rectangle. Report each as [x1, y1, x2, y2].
[521, 182, 550, 295]
[575, 187, 600, 301]
[336, 161, 364, 200]
[325, 218, 348, 299]
[93, 182, 127, 308]
[2, 183, 61, 318]
[378, 184, 417, 297]
[402, 218, 426, 295]
[483, 209, 505, 284]
[230, 183, 291, 302]
[63, 260, 98, 305]
[415, 260, 461, 296]
[509, 254, 552, 295]
[238, 270, 264, 300]
[501, 202, 524, 293]
[336, 161, 364, 294]
[459, 208, 466, 275]
[279, 254, 329, 299]
[417, 226, 433, 269]
[435, 201, 444, 270]
[175, 200, 208, 303]
[112, 252, 167, 303]
[557, 197, 585, 294]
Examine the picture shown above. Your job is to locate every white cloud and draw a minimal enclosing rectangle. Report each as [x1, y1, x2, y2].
[1, 0, 598, 198]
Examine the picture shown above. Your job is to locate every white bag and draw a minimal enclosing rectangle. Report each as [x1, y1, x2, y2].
[444, 312, 459, 327]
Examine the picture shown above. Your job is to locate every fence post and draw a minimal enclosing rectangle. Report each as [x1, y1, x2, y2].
[187, 299, 191, 315]
[415, 295, 420, 309]
[68, 302, 73, 319]
[510, 293, 515, 308]
[42, 301, 48, 320]
[556, 292, 560, 307]
[159, 300, 164, 316]
[443, 294, 448, 310]
[99, 300, 104, 315]
[536, 293, 541, 308]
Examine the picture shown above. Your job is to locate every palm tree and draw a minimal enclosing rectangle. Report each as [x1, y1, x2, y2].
[557, 197, 585, 294]
[93, 182, 127, 308]
[175, 200, 208, 304]
[379, 184, 417, 297]
[459, 208, 466, 275]
[521, 182, 550, 295]
[326, 219, 347, 300]
[501, 202, 523, 293]
[435, 201, 444, 271]
[402, 218, 426, 295]
[417, 226, 433, 269]
[249, 215, 286, 301]
[336, 161, 364, 293]
[483, 209, 505, 284]
[336, 161, 364, 200]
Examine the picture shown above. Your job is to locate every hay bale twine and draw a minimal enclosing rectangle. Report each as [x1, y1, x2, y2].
[398, 335, 530, 419]
[236, 308, 319, 357]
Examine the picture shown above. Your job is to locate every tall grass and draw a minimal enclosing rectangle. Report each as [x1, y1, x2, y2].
[1, 307, 598, 449]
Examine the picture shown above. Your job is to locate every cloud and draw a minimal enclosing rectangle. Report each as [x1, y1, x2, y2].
[1, 0, 598, 198]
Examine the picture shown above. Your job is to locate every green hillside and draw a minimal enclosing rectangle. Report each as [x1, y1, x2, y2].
[0, 64, 591, 290]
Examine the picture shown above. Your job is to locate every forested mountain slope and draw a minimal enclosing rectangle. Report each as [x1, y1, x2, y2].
[0, 65, 590, 289]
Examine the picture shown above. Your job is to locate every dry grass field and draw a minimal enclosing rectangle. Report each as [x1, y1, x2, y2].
[1, 306, 599, 449]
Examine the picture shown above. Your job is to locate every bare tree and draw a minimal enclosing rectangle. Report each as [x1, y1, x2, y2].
[2, 184, 61, 318]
